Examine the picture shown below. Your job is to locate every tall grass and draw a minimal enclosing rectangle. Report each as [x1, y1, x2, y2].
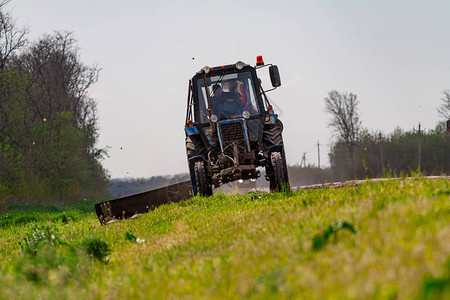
[0, 177, 448, 299]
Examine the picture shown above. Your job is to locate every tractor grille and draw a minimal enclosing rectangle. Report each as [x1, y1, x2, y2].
[220, 121, 245, 148]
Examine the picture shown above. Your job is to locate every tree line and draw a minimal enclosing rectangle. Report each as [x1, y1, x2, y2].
[0, 1, 108, 204]
[289, 89, 450, 185]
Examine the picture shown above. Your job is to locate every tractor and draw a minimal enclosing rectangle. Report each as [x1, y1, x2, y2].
[185, 56, 289, 195]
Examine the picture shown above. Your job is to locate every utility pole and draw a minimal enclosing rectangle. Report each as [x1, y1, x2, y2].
[418, 122, 421, 172]
[379, 132, 384, 176]
[300, 152, 307, 168]
[317, 140, 321, 169]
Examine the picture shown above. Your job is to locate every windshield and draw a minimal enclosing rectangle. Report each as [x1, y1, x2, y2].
[196, 71, 260, 123]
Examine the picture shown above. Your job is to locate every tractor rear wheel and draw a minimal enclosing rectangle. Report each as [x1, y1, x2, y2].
[269, 151, 290, 192]
[194, 160, 212, 196]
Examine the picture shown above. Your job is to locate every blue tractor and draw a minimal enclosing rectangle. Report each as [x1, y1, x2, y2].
[185, 56, 289, 196]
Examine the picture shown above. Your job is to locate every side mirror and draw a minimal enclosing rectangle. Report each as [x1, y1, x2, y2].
[269, 65, 281, 88]
[447, 119, 450, 132]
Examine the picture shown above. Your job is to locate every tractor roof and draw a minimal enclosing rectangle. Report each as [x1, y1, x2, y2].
[195, 61, 251, 75]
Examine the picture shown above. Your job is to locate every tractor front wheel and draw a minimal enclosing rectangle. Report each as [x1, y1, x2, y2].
[269, 151, 290, 192]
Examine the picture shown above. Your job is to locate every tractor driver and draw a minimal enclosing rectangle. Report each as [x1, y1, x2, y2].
[211, 83, 244, 120]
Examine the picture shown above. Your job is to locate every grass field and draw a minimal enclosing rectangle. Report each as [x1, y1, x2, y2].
[0, 177, 449, 299]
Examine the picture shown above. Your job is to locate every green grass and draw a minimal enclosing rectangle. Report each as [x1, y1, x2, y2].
[0, 178, 449, 299]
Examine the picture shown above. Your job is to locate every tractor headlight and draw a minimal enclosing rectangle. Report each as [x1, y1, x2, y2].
[243, 111, 250, 119]
[210, 114, 218, 123]
[235, 61, 245, 70]
[201, 66, 211, 74]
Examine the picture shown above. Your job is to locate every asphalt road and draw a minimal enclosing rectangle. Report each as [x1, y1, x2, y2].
[292, 176, 450, 191]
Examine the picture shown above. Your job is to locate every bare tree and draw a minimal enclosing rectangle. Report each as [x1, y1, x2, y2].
[437, 90, 450, 120]
[14, 31, 100, 126]
[0, 0, 28, 69]
[324, 90, 362, 178]
[0, 0, 28, 145]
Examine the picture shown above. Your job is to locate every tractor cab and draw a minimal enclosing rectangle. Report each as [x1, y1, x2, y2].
[195, 66, 262, 123]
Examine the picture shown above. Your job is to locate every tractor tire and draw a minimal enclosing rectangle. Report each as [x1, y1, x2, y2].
[269, 151, 290, 192]
[263, 123, 283, 146]
[194, 160, 212, 196]
[186, 135, 206, 159]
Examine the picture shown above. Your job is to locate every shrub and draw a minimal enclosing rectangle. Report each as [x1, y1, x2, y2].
[80, 237, 111, 263]
[311, 221, 356, 251]
[19, 225, 60, 255]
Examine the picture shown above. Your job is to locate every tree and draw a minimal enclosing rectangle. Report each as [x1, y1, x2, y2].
[16, 32, 108, 201]
[0, 69, 32, 202]
[14, 32, 100, 124]
[0, 30, 108, 203]
[324, 90, 362, 178]
[0, 0, 29, 149]
[437, 90, 450, 120]
[0, 0, 28, 69]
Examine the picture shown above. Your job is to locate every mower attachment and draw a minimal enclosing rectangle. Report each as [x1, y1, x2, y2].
[95, 180, 192, 225]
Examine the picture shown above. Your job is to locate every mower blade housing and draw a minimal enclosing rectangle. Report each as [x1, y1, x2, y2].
[95, 180, 192, 225]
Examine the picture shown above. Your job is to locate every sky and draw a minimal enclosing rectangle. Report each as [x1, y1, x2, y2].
[12, 0, 450, 179]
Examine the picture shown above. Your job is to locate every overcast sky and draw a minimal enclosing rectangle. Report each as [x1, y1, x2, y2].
[12, 0, 450, 178]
